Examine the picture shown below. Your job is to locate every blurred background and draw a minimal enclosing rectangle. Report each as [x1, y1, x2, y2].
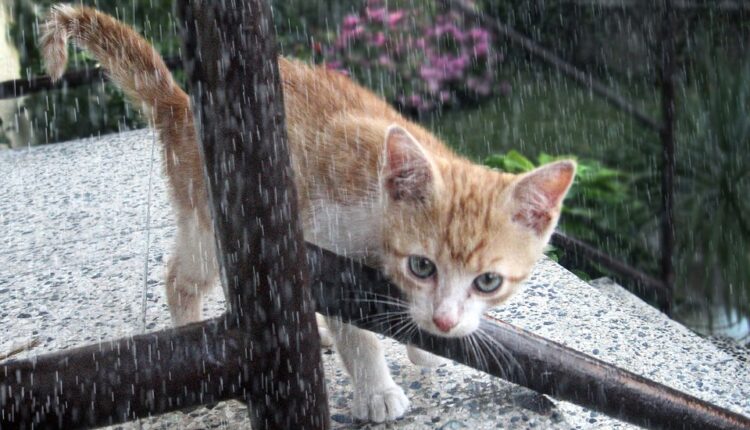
[1, 0, 748, 343]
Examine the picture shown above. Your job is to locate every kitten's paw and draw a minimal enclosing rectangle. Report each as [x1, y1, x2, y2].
[407, 345, 449, 367]
[353, 384, 410, 423]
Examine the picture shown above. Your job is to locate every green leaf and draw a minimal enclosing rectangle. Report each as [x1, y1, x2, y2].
[483, 150, 535, 173]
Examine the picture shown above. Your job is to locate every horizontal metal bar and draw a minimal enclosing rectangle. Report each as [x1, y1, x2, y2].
[3, 245, 748, 429]
[0, 57, 181, 100]
[567, 0, 750, 11]
[308, 245, 750, 430]
[1, 317, 245, 429]
[550, 232, 672, 303]
[441, 0, 663, 132]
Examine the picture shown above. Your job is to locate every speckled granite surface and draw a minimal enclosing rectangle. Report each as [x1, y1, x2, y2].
[1, 130, 749, 429]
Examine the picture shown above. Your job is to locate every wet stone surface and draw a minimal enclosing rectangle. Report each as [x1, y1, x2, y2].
[1, 130, 749, 429]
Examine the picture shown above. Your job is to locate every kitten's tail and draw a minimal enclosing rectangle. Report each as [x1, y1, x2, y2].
[41, 5, 207, 217]
[40, 4, 190, 126]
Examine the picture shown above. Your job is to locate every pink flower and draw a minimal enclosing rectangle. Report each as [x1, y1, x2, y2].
[418, 99, 435, 111]
[426, 78, 441, 93]
[342, 26, 365, 39]
[468, 28, 490, 42]
[370, 31, 386, 47]
[467, 77, 491, 96]
[324, 2, 503, 112]
[388, 10, 405, 27]
[326, 60, 343, 70]
[433, 23, 465, 41]
[419, 65, 442, 81]
[342, 14, 360, 29]
[407, 94, 422, 107]
[378, 54, 393, 67]
[450, 55, 469, 72]
[326, 62, 350, 77]
[366, 7, 387, 22]
[391, 37, 407, 54]
[336, 26, 365, 48]
[473, 42, 489, 57]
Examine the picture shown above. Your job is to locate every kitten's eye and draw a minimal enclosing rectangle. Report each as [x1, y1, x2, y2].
[408, 255, 436, 279]
[473, 272, 503, 293]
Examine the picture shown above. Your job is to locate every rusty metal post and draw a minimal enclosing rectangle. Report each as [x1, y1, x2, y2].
[178, 1, 329, 428]
[658, 0, 677, 316]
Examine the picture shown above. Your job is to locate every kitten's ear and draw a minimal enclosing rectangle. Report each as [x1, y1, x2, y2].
[383, 125, 434, 202]
[511, 160, 576, 236]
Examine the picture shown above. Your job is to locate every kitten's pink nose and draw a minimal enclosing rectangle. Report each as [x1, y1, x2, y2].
[432, 315, 457, 333]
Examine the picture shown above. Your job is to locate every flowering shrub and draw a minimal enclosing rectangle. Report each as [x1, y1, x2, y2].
[323, 0, 510, 114]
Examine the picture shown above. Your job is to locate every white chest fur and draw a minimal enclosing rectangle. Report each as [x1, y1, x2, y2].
[302, 199, 382, 259]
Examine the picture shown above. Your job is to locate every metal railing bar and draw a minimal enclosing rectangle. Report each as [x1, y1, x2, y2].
[308, 245, 750, 430]
[565, 0, 750, 11]
[440, 0, 663, 132]
[1, 317, 243, 429]
[2, 244, 747, 430]
[0, 57, 181, 100]
[658, 0, 677, 315]
[551, 232, 671, 300]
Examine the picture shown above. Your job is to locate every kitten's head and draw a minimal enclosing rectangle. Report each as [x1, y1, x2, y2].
[379, 125, 575, 337]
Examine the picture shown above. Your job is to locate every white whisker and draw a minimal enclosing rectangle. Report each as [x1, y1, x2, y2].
[475, 328, 525, 383]
[352, 311, 409, 328]
[390, 318, 417, 342]
[343, 297, 410, 309]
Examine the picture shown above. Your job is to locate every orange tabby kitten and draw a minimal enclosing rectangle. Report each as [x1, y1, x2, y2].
[41, 5, 575, 422]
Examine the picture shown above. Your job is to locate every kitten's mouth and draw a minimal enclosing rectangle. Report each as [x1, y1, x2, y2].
[412, 316, 474, 338]
[405, 299, 478, 338]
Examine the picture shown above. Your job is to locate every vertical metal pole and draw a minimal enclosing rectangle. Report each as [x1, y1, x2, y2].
[177, 1, 330, 428]
[659, 0, 676, 316]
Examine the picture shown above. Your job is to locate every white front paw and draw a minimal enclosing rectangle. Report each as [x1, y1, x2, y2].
[353, 384, 410, 423]
[407, 345, 449, 367]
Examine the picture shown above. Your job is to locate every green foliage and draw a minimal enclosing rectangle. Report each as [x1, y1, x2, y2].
[675, 50, 750, 319]
[484, 150, 638, 239]
[484, 150, 535, 173]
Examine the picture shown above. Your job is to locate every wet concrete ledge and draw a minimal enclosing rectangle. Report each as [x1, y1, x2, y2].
[1, 129, 748, 429]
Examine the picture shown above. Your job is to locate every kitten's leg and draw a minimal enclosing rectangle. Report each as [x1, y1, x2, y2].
[315, 313, 334, 348]
[406, 345, 449, 367]
[327, 317, 410, 422]
[165, 217, 218, 326]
